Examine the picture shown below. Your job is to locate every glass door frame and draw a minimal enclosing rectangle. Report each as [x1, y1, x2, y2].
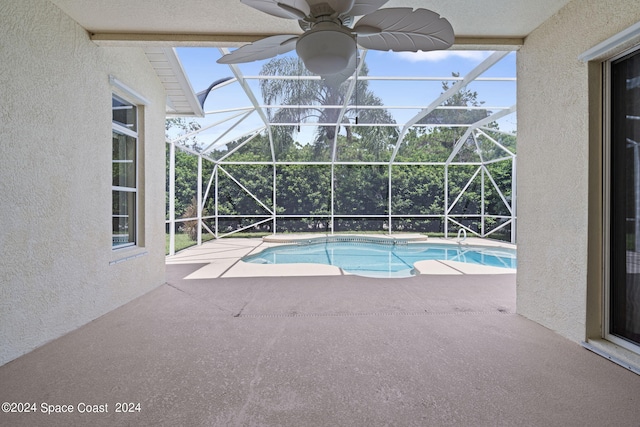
[604, 43, 640, 354]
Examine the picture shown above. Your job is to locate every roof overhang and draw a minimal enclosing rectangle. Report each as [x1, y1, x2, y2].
[143, 47, 204, 117]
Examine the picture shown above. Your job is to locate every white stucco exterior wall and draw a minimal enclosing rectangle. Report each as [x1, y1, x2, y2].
[0, 0, 167, 365]
[517, 0, 640, 342]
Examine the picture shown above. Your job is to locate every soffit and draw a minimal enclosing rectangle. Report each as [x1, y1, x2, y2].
[142, 47, 205, 117]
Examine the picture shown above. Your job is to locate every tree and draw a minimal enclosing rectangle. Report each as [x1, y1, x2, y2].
[399, 72, 498, 163]
[166, 117, 203, 152]
[393, 73, 515, 236]
[420, 72, 492, 125]
[182, 197, 200, 240]
[165, 118, 215, 219]
[259, 57, 398, 160]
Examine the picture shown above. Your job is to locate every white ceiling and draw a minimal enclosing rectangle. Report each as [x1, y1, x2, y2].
[50, 0, 571, 44]
[50, 0, 562, 117]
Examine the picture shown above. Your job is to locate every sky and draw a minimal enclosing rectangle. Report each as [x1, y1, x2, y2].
[174, 47, 516, 149]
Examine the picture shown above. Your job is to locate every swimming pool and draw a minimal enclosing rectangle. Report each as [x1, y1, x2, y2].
[243, 241, 517, 278]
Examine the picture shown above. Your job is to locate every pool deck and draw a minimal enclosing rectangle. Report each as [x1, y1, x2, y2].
[3, 242, 640, 426]
[165, 235, 517, 279]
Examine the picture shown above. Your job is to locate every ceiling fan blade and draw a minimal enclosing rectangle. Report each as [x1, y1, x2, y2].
[240, 0, 310, 20]
[346, 0, 389, 17]
[322, 53, 358, 87]
[354, 8, 454, 52]
[217, 35, 298, 64]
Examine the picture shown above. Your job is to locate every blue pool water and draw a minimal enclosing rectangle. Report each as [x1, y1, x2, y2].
[243, 242, 517, 278]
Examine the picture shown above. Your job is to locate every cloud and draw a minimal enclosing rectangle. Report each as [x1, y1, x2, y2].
[393, 50, 493, 63]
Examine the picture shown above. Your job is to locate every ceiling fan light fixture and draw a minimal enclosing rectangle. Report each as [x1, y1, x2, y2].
[296, 22, 356, 75]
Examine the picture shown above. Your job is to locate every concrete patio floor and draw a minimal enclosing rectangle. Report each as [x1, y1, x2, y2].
[1, 239, 639, 426]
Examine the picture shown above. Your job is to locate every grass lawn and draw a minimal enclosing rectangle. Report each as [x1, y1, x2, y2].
[165, 232, 215, 255]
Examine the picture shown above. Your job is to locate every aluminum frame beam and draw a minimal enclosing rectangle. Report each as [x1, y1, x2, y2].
[390, 51, 511, 164]
[166, 48, 518, 249]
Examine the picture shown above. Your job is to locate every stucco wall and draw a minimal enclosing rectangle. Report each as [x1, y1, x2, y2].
[517, 0, 640, 342]
[0, 0, 166, 365]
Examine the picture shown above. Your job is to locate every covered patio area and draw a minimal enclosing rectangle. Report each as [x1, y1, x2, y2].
[3, 1, 640, 426]
[1, 261, 638, 426]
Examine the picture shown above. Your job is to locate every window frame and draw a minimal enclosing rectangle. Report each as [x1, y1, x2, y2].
[112, 95, 139, 250]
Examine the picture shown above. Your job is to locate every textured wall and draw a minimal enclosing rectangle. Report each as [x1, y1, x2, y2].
[517, 0, 640, 342]
[0, 0, 166, 365]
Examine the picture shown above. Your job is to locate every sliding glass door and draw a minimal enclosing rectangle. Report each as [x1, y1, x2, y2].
[610, 47, 640, 348]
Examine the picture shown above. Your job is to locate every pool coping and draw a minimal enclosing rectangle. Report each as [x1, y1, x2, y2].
[261, 233, 515, 249]
[262, 233, 430, 245]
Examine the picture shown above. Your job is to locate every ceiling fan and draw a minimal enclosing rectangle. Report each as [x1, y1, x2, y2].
[217, 0, 454, 77]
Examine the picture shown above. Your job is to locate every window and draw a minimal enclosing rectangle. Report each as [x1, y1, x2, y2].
[112, 95, 138, 249]
[608, 46, 640, 350]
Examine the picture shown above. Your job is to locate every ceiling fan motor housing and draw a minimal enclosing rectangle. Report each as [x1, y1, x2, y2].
[296, 21, 356, 75]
